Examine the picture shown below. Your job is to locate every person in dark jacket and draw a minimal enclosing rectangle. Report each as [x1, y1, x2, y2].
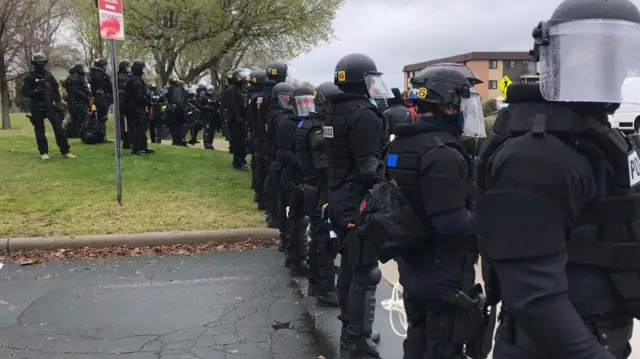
[66, 62, 91, 139]
[89, 57, 113, 142]
[166, 76, 187, 146]
[21, 53, 75, 159]
[222, 68, 251, 169]
[117, 59, 132, 149]
[382, 88, 413, 136]
[123, 59, 154, 156]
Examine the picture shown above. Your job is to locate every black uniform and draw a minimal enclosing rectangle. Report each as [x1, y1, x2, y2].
[166, 82, 187, 146]
[325, 53, 388, 359]
[274, 99, 307, 274]
[124, 60, 152, 155]
[199, 90, 218, 149]
[147, 85, 166, 144]
[88, 63, 113, 142]
[66, 65, 91, 139]
[117, 64, 133, 149]
[222, 70, 249, 169]
[248, 69, 268, 209]
[21, 53, 71, 156]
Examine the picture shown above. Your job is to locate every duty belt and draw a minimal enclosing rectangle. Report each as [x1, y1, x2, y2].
[505, 312, 633, 353]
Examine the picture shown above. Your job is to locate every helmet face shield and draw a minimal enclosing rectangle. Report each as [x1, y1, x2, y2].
[278, 94, 292, 109]
[293, 95, 315, 116]
[364, 74, 394, 99]
[460, 90, 486, 138]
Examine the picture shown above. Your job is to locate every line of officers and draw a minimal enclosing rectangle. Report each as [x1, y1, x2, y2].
[233, 1, 640, 358]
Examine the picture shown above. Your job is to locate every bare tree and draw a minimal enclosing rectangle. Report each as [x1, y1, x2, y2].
[0, 0, 69, 129]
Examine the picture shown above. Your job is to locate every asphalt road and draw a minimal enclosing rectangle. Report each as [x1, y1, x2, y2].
[0, 250, 319, 359]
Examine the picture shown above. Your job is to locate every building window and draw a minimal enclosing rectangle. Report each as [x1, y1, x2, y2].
[508, 60, 516, 69]
[488, 80, 498, 89]
[489, 60, 498, 69]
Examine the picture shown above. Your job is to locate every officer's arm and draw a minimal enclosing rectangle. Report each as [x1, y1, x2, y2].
[420, 147, 473, 235]
[69, 78, 90, 100]
[21, 74, 35, 98]
[482, 142, 610, 358]
[349, 109, 383, 187]
[105, 76, 114, 100]
[49, 74, 61, 104]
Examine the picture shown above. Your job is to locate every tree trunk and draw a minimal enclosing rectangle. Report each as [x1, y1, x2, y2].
[0, 56, 12, 129]
[209, 62, 219, 92]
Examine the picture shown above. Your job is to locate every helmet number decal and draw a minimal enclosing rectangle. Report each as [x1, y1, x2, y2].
[417, 88, 428, 98]
[337, 71, 346, 82]
[313, 89, 317, 98]
[271, 68, 277, 75]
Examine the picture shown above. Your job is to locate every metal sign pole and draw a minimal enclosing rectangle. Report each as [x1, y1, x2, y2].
[109, 39, 123, 204]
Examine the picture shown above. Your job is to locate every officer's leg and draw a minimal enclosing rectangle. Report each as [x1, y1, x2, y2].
[264, 169, 279, 228]
[47, 110, 71, 155]
[29, 111, 48, 155]
[402, 291, 427, 359]
[66, 107, 76, 138]
[149, 117, 157, 143]
[277, 182, 290, 263]
[315, 220, 339, 306]
[336, 237, 353, 349]
[203, 120, 214, 149]
[130, 112, 145, 154]
[347, 230, 382, 358]
[255, 156, 267, 210]
[120, 109, 131, 149]
[306, 214, 320, 293]
[74, 104, 85, 138]
[286, 182, 308, 276]
[188, 125, 198, 144]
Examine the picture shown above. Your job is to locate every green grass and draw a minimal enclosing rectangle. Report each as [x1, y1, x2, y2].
[0, 114, 263, 238]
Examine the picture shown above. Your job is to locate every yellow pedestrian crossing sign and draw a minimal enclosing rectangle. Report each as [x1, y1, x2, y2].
[498, 75, 512, 98]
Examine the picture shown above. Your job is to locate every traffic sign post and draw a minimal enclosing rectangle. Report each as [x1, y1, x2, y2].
[99, 0, 124, 204]
[498, 75, 512, 99]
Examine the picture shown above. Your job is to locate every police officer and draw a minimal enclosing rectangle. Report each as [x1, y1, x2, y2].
[89, 57, 113, 142]
[247, 68, 268, 209]
[146, 84, 165, 144]
[476, 1, 640, 358]
[199, 85, 218, 150]
[66, 62, 91, 140]
[117, 59, 132, 149]
[383, 88, 412, 136]
[222, 68, 251, 169]
[263, 61, 290, 229]
[166, 76, 187, 146]
[273, 83, 308, 274]
[124, 59, 154, 156]
[324, 53, 388, 358]
[21, 53, 74, 160]
[295, 82, 342, 306]
[389, 66, 482, 359]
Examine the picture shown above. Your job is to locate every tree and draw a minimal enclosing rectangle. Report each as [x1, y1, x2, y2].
[123, 0, 343, 85]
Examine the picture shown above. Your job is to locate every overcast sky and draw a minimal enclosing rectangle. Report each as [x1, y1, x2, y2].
[288, 0, 579, 88]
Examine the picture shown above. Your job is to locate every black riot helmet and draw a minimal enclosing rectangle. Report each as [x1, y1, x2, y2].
[131, 59, 145, 76]
[231, 68, 251, 84]
[93, 57, 108, 69]
[291, 86, 315, 117]
[531, 0, 640, 104]
[118, 59, 131, 74]
[410, 66, 471, 112]
[225, 71, 234, 84]
[31, 52, 47, 72]
[168, 76, 178, 85]
[266, 61, 288, 82]
[313, 82, 342, 114]
[249, 69, 267, 91]
[272, 82, 294, 109]
[68, 65, 76, 75]
[71, 62, 86, 75]
[333, 53, 393, 98]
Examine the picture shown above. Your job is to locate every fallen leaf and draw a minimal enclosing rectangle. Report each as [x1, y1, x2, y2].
[20, 258, 40, 266]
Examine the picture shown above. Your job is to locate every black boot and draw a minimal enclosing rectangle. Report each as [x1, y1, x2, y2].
[346, 269, 381, 358]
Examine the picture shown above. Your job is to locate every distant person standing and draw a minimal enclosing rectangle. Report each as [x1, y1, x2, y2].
[21, 53, 75, 160]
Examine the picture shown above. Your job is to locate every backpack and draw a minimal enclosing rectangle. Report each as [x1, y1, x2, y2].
[356, 143, 429, 263]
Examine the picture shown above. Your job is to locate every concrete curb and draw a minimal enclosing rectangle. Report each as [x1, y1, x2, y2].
[1, 228, 279, 254]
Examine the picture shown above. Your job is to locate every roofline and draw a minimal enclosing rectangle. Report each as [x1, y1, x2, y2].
[402, 51, 532, 72]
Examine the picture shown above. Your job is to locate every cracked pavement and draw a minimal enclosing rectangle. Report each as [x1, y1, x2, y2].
[0, 249, 319, 358]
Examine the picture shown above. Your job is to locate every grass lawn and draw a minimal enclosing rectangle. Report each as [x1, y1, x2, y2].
[0, 113, 263, 238]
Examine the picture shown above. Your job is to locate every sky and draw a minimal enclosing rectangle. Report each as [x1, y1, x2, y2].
[288, 0, 579, 89]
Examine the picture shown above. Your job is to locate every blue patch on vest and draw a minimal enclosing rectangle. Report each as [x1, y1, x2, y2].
[387, 154, 398, 168]
[297, 121, 303, 128]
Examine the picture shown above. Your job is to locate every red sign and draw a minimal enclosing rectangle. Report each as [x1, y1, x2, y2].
[98, 0, 122, 14]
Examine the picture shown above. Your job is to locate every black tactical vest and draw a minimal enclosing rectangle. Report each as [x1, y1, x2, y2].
[265, 108, 286, 161]
[274, 112, 297, 150]
[477, 101, 640, 318]
[296, 117, 324, 182]
[324, 99, 377, 190]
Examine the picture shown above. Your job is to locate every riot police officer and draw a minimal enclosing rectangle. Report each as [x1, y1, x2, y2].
[222, 68, 251, 169]
[124, 59, 154, 156]
[166, 76, 187, 146]
[263, 61, 290, 229]
[66, 62, 91, 140]
[383, 88, 412, 136]
[199, 85, 218, 150]
[476, 0, 640, 358]
[389, 66, 483, 359]
[247, 68, 268, 210]
[21, 53, 74, 159]
[273, 83, 308, 274]
[295, 82, 342, 306]
[117, 59, 132, 149]
[146, 84, 165, 144]
[324, 53, 388, 358]
[89, 57, 113, 142]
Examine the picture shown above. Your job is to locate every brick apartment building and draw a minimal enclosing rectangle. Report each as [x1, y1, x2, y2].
[402, 51, 539, 101]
